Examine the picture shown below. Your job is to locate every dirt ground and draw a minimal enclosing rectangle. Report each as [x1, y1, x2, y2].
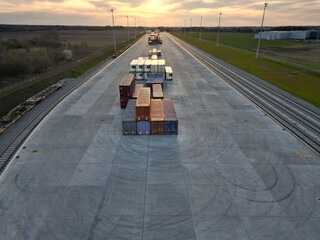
[261, 42, 320, 66]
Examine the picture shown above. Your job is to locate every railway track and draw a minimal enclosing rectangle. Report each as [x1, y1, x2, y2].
[168, 33, 320, 155]
[0, 36, 144, 175]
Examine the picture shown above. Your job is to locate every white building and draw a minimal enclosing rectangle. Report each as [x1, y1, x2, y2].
[255, 30, 320, 40]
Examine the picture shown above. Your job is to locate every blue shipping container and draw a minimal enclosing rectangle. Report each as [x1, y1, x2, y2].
[122, 99, 137, 135]
[137, 121, 150, 135]
[163, 99, 178, 135]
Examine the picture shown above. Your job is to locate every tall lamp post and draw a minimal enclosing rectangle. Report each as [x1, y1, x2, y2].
[216, 12, 222, 47]
[184, 18, 186, 36]
[199, 16, 203, 40]
[134, 18, 137, 38]
[256, 3, 268, 59]
[127, 15, 129, 43]
[189, 18, 192, 38]
[111, 9, 116, 52]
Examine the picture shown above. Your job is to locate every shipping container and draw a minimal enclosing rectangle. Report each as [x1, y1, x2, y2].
[137, 59, 145, 72]
[144, 59, 152, 73]
[136, 87, 151, 121]
[130, 59, 138, 73]
[150, 99, 164, 134]
[120, 96, 131, 109]
[122, 99, 137, 135]
[151, 55, 158, 60]
[151, 60, 158, 73]
[137, 121, 150, 135]
[119, 74, 135, 97]
[135, 72, 144, 80]
[132, 84, 144, 99]
[158, 59, 165, 73]
[165, 66, 173, 80]
[146, 74, 164, 88]
[152, 84, 163, 99]
[163, 99, 178, 135]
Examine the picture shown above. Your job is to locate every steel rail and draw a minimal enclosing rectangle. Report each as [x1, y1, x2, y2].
[0, 36, 144, 174]
[169, 34, 320, 154]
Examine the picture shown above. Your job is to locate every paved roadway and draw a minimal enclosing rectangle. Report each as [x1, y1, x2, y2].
[0, 33, 320, 240]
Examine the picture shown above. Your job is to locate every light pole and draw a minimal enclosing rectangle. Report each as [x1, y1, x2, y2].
[134, 18, 136, 38]
[111, 9, 116, 52]
[127, 15, 129, 43]
[199, 16, 203, 40]
[184, 18, 186, 36]
[256, 3, 268, 59]
[216, 12, 221, 47]
[189, 18, 192, 38]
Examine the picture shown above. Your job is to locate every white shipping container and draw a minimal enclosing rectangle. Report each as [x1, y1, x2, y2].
[136, 59, 145, 72]
[151, 60, 158, 73]
[144, 60, 152, 72]
[130, 59, 139, 73]
[135, 72, 144, 80]
[165, 66, 173, 80]
[158, 59, 165, 73]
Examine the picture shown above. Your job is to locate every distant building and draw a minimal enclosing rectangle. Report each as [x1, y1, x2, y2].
[255, 30, 320, 40]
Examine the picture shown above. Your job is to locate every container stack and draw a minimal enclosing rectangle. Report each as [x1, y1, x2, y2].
[129, 51, 173, 81]
[119, 74, 135, 108]
[120, 42, 177, 135]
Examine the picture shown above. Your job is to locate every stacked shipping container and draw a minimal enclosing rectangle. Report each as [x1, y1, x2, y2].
[119, 74, 135, 108]
[120, 41, 177, 135]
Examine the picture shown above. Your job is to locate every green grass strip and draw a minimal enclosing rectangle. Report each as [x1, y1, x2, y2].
[172, 32, 320, 108]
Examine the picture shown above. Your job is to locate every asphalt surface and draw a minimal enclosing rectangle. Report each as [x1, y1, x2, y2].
[0, 33, 320, 240]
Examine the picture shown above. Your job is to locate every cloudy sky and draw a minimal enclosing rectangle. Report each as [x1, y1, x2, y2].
[0, 0, 319, 26]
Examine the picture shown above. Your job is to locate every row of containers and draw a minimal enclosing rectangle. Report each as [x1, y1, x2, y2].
[129, 57, 173, 80]
[119, 74, 165, 108]
[123, 90, 178, 135]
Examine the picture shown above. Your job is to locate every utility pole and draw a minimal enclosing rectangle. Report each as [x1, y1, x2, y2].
[184, 18, 186, 36]
[111, 9, 116, 52]
[127, 15, 129, 43]
[216, 13, 222, 47]
[189, 18, 192, 38]
[199, 16, 203, 40]
[134, 18, 137, 38]
[256, 3, 268, 59]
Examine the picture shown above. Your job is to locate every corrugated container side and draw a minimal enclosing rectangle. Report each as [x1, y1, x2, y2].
[132, 84, 144, 99]
[122, 99, 137, 135]
[120, 96, 131, 109]
[150, 99, 164, 135]
[119, 74, 135, 97]
[137, 121, 150, 135]
[136, 87, 151, 121]
[163, 99, 178, 135]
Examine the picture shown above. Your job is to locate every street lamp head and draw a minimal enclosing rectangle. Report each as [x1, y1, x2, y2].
[111, 9, 114, 12]
[265, 3, 268, 7]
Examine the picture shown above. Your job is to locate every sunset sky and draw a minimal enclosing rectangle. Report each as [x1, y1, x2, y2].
[0, 0, 319, 27]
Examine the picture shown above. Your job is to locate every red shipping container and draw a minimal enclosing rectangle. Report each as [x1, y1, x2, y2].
[132, 84, 144, 99]
[150, 99, 164, 135]
[120, 96, 131, 109]
[136, 87, 151, 121]
[119, 74, 135, 97]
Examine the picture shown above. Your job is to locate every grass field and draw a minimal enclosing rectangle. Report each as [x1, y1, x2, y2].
[184, 32, 320, 67]
[0, 36, 142, 118]
[0, 29, 142, 47]
[172, 32, 320, 108]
